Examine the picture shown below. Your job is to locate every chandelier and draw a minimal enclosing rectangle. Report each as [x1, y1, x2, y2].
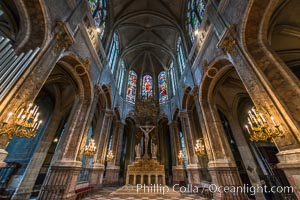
[0, 103, 42, 138]
[177, 150, 184, 164]
[244, 107, 284, 142]
[195, 138, 206, 156]
[106, 150, 114, 162]
[83, 138, 96, 157]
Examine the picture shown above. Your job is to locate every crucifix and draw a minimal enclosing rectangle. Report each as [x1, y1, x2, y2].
[139, 125, 155, 159]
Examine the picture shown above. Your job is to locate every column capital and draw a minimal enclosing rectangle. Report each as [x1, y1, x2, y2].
[179, 110, 191, 118]
[168, 120, 178, 127]
[104, 109, 114, 116]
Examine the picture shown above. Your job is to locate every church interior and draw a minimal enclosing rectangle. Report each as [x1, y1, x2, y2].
[0, 0, 300, 199]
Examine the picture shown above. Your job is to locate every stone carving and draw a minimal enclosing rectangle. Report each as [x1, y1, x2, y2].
[54, 21, 75, 52]
[217, 25, 237, 57]
[135, 143, 141, 159]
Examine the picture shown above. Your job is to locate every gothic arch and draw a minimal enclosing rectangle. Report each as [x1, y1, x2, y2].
[181, 86, 192, 110]
[7, 0, 50, 52]
[241, 0, 300, 130]
[101, 84, 112, 109]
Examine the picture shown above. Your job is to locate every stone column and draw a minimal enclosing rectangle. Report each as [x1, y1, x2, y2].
[228, 114, 266, 200]
[179, 111, 201, 185]
[88, 109, 114, 189]
[169, 121, 185, 184]
[11, 108, 63, 200]
[105, 121, 125, 185]
[0, 25, 70, 168]
[207, 1, 300, 198]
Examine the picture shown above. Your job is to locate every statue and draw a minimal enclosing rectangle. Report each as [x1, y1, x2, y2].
[135, 143, 141, 159]
[139, 126, 155, 159]
[152, 143, 158, 159]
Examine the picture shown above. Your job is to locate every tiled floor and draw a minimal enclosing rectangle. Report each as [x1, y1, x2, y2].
[83, 187, 207, 200]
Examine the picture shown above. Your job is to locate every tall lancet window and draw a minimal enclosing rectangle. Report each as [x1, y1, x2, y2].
[126, 70, 137, 104]
[186, 0, 206, 42]
[88, 0, 107, 39]
[177, 37, 186, 73]
[108, 32, 119, 73]
[158, 71, 168, 103]
[142, 75, 153, 99]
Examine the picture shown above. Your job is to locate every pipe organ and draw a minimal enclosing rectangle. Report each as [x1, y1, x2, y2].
[0, 36, 40, 101]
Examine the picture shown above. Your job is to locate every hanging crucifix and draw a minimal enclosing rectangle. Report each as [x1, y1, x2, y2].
[139, 125, 155, 159]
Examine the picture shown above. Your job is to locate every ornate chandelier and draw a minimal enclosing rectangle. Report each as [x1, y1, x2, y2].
[0, 103, 42, 138]
[194, 138, 206, 156]
[244, 107, 284, 142]
[177, 150, 184, 164]
[106, 150, 114, 162]
[83, 138, 96, 157]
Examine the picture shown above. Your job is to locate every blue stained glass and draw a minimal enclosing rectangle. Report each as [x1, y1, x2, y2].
[126, 71, 137, 103]
[88, 0, 107, 40]
[142, 75, 153, 99]
[186, 0, 206, 42]
[158, 71, 168, 103]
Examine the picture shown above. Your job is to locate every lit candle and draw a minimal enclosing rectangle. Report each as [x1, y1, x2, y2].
[27, 103, 33, 112]
[34, 113, 39, 122]
[17, 109, 24, 119]
[33, 122, 38, 130]
[20, 114, 26, 123]
[252, 108, 257, 118]
[270, 116, 277, 126]
[259, 113, 266, 122]
[31, 105, 37, 114]
[4, 112, 13, 123]
[36, 120, 42, 130]
[248, 121, 253, 129]
[33, 106, 39, 116]
[257, 118, 263, 126]
[245, 125, 250, 134]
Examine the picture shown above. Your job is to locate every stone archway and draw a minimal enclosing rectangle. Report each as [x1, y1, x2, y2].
[200, 58, 248, 200]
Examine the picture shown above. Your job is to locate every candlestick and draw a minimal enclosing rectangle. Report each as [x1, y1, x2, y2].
[4, 112, 13, 123]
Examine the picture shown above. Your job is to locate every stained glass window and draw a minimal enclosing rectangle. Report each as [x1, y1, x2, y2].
[180, 131, 188, 168]
[108, 32, 119, 73]
[158, 71, 168, 103]
[117, 60, 125, 95]
[88, 0, 107, 39]
[126, 70, 137, 103]
[186, 0, 206, 42]
[177, 37, 186, 73]
[169, 62, 177, 96]
[142, 75, 153, 99]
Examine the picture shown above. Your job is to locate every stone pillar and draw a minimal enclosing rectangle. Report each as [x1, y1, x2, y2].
[277, 149, 300, 199]
[88, 109, 113, 189]
[179, 111, 201, 184]
[227, 114, 266, 200]
[39, 79, 92, 199]
[168, 121, 185, 184]
[88, 163, 104, 192]
[39, 163, 82, 200]
[209, 162, 247, 200]
[11, 109, 63, 200]
[105, 121, 124, 185]
[207, 1, 300, 198]
[98, 110, 114, 164]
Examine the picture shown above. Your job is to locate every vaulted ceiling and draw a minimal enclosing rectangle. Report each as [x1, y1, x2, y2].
[111, 0, 186, 77]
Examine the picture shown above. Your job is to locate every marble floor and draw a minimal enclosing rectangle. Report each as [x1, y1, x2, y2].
[83, 187, 208, 200]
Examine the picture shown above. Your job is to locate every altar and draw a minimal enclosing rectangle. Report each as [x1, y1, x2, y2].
[126, 159, 165, 185]
[126, 125, 166, 185]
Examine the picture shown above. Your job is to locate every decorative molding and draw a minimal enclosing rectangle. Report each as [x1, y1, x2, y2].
[217, 25, 237, 57]
[54, 21, 75, 52]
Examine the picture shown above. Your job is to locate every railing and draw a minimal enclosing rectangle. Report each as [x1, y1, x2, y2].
[0, 36, 40, 101]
